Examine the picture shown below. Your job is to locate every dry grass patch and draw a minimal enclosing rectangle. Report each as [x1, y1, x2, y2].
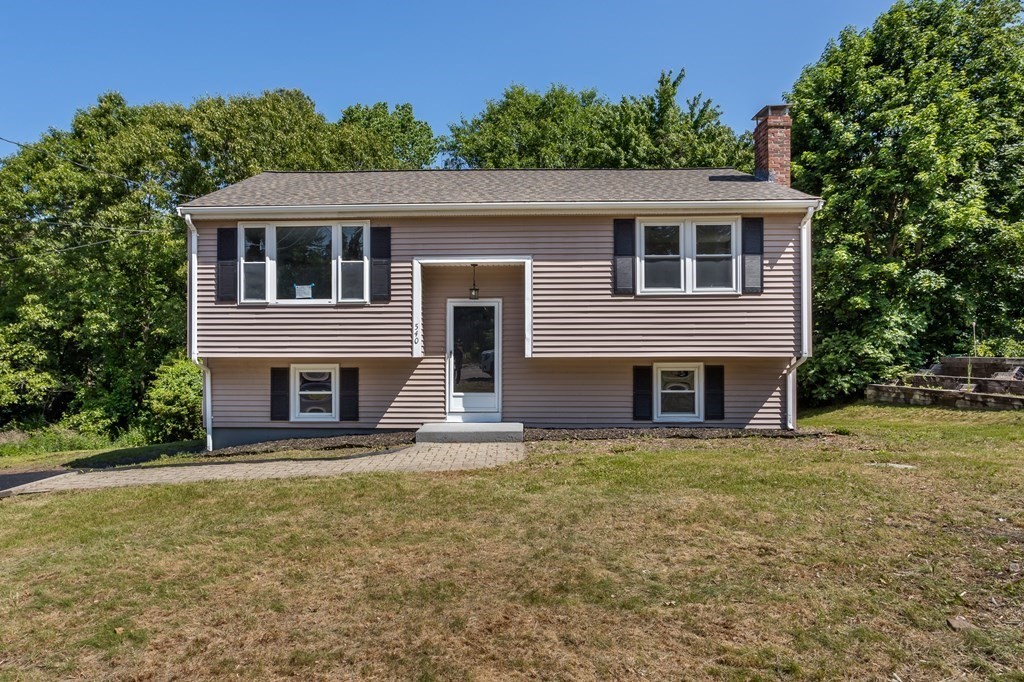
[0, 404, 1022, 680]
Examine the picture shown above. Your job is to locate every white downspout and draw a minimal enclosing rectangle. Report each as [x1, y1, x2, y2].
[785, 201, 823, 430]
[183, 212, 213, 451]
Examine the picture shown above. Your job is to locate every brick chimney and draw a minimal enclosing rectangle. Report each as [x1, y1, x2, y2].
[752, 104, 792, 186]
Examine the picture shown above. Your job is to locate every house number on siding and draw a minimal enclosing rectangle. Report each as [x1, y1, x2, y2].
[413, 322, 420, 347]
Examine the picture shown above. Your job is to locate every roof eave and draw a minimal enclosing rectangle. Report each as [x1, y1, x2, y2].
[176, 198, 822, 219]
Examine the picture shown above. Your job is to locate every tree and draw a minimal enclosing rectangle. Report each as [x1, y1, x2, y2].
[335, 102, 438, 170]
[0, 90, 436, 433]
[444, 71, 752, 171]
[444, 84, 610, 168]
[790, 0, 1024, 402]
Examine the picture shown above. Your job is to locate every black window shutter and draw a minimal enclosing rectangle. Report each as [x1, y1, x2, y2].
[613, 219, 636, 295]
[705, 365, 725, 421]
[339, 368, 359, 421]
[741, 218, 764, 294]
[632, 366, 653, 420]
[216, 228, 238, 303]
[370, 226, 392, 302]
[270, 367, 290, 421]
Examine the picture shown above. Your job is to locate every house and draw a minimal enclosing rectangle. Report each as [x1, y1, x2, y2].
[177, 105, 821, 449]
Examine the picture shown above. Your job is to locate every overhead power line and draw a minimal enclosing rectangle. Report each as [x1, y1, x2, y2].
[0, 229, 173, 264]
[0, 135, 198, 200]
[0, 217, 175, 234]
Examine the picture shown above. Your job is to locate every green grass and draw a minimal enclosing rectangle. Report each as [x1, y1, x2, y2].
[0, 403, 1022, 680]
[0, 430, 205, 471]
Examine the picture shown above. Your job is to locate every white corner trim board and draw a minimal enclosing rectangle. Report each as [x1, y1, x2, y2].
[411, 256, 533, 359]
[183, 212, 213, 451]
[184, 213, 199, 361]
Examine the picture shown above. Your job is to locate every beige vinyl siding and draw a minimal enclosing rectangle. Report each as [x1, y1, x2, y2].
[210, 264, 788, 430]
[209, 357, 786, 430]
[193, 214, 802, 358]
[194, 220, 412, 357]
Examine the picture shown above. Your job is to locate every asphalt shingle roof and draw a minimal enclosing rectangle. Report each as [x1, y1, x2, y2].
[180, 168, 818, 208]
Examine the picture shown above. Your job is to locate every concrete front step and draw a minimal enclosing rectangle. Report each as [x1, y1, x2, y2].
[416, 422, 524, 443]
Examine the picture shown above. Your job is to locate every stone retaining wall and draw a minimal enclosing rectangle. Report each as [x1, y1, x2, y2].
[904, 374, 1024, 396]
[937, 357, 1024, 377]
[866, 384, 1024, 410]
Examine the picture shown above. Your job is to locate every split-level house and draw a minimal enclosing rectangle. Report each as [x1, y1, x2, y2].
[177, 105, 821, 449]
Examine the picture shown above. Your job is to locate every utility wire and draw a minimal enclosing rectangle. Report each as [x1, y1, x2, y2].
[0, 217, 174, 233]
[0, 230, 171, 264]
[0, 135, 198, 200]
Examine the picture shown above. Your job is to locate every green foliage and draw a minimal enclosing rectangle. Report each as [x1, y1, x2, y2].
[791, 0, 1024, 402]
[444, 70, 752, 171]
[0, 425, 113, 458]
[0, 90, 435, 434]
[140, 354, 203, 443]
[973, 336, 1024, 357]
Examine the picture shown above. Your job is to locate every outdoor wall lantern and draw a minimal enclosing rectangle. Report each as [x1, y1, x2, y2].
[469, 264, 480, 300]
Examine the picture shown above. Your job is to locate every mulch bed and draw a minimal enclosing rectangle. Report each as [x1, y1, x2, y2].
[204, 426, 825, 458]
[205, 431, 417, 458]
[525, 427, 823, 441]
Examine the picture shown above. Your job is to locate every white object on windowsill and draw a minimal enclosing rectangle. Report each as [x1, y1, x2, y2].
[294, 284, 314, 299]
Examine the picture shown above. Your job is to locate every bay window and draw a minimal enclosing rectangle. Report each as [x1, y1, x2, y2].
[638, 218, 739, 293]
[238, 222, 369, 304]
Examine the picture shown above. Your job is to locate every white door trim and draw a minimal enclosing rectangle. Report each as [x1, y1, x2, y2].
[413, 257, 531, 359]
[446, 298, 502, 422]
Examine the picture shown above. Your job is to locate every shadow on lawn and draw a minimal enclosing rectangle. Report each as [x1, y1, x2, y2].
[66, 440, 205, 469]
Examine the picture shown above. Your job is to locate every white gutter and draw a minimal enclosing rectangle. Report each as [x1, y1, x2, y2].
[183, 213, 213, 451]
[176, 198, 821, 220]
[785, 356, 808, 430]
[799, 203, 820, 358]
[785, 200, 823, 430]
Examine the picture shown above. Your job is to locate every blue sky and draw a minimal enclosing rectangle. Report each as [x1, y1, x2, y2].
[0, 0, 894, 149]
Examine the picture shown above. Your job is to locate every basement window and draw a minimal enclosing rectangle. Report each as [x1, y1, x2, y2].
[653, 363, 704, 422]
[291, 365, 338, 421]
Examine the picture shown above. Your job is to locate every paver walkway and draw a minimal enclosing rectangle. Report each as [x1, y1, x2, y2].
[2, 443, 525, 496]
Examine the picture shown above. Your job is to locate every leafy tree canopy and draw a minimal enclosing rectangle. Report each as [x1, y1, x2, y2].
[444, 71, 753, 171]
[790, 0, 1024, 401]
[0, 90, 435, 430]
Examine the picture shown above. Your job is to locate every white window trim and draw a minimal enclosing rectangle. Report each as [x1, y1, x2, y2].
[290, 364, 339, 422]
[338, 222, 371, 303]
[239, 223, 270, 303]
[636, 217, 741, 295]
[238, 220, 370, 305]
[653, 362, 704, 422]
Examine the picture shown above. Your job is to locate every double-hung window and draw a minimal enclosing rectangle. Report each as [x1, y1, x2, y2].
[241, 227, 268, 302]
[290, 364, 338, 421]
[339, 226, 366, 301]
[638, 218, 740, 294]
[653, 363, 703, 422]
[238, 222, 370, 304]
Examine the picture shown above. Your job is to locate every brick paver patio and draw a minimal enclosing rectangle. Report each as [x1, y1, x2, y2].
[3, 443, 525, 496]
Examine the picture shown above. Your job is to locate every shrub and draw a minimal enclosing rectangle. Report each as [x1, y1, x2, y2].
[0, 425, 112, 458]
[59, 408, 118, 436]
[974, 337, 1024, 358]
[141, 354, 204, 443]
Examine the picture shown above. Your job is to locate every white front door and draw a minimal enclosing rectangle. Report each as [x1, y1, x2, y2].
[446, 299, 501, 421]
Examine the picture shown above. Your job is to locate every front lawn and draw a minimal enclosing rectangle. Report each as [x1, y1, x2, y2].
[1, 404, 1022, 680]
